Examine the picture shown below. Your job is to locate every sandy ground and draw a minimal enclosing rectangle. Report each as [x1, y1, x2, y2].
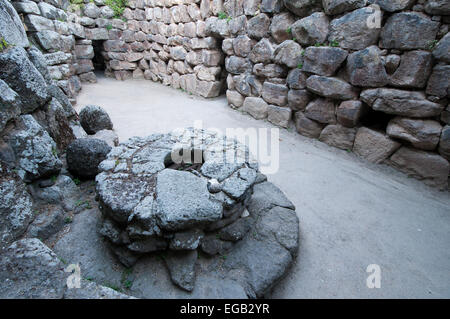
[76, 75, 450, 298]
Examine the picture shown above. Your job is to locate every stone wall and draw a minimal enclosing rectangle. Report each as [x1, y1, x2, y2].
[210, 0, 450, 190]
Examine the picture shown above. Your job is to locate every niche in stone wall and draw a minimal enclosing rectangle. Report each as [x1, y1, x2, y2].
[92, 40, 106, 72]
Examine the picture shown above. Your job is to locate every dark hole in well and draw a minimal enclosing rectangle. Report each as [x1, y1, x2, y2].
[165, 148, 204, 173]
[92, 40, 106, 71]
[359, 108, 394, 131]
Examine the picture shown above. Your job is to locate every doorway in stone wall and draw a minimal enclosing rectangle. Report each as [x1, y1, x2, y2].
[92, 40, 106, 73]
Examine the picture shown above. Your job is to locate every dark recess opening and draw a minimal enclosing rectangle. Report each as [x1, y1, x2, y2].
[360, 108, 394, 131]
[92, 40, 106, 71]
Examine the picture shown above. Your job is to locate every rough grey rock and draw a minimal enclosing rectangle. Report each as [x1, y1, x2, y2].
[164, 250, 198, 291]
[389, 147, 449, 190]
[432, 32, 450, 63]
[0, 0, 28, 48]
[380, 12, 439, 50]
[270, 12, 295, 44]
[249, 38, 275, 64]
[273, 40, 303, 69]
[283, 0, 322, 17]
[0, 162, 34, 250]
[425, 65, 450, 99]
[319, 124, 356, 150]
[225, 56, 252, 74]
[232, 35, 254, 58]
[169, 229, 204, 250]
[353, 127, 401, 163]
[328, 6, 382, 50]
[242, 97, 269, 120]
[0, 239, 67, 299]
[288, 89, 311, 111]
[201, 161, 243, 182]
[27, 47, 52, 84]
[372, 0, 414, 12]
[336, 100, 367, 128]
[302, 47, 347, 77]
[384, 54, 401, 75]
[438, 126, 450, 161]
[287, 69, 308, 89]
[360, 88, 444, 118]
[226, 89, 245, 107]
[200, 234, 233, 256]
[127, 237, 168, 253]
[347, 46, 389, 88]
[79, 105, 114, 135]
[424, 0, 450, 15]
[389, 50, 433, 89]
[0, 79, 21, 132]
[156, 169, 223, 231]
[247, 13, 271, 39]
[32, 175, 80, 212]
[247, 182, 295, 215]
[27, 207, 65, 241]
[291, 12, 329, 46]
[262, 82, 288, 106]
[66, 138, 112, 179]
[304, 98, 336, 125]
[268, 105, 292, 128]
[0, 47, 49, 114]
[9, 115, 62, 182]
[219, 218, 252, 242]
[323, 0, 367, 15]
[306, 76, 358, 100]
[253, 63, 287, 78]
[386, 117, 442, 151]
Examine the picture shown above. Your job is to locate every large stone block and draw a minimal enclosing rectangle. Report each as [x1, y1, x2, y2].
[262, 82, 288, 106]
[302, 46, 347, 77]
[304, 98, 336, 124]
[306, 76, 359, 100]
[353, 127, 401, 164]
[291, 12, 329, 46]
[268, 105, 292, 128]
[273, 40, 303, 69]
[389, 50, 433, 89]
[319, 124, 356, 150]
[242, 97, 269, 120]
[0, 0, 29, 47]
[294, 111, 324, 139]
[346, 46, 389, 88]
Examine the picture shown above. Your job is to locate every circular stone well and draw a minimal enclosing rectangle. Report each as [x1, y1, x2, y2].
[96, 128, 299, 297]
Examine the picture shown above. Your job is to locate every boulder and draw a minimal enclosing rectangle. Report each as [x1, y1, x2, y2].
[164, 250, 198, 292]
[302, 47, 347, 77]
[0, 79, 21, 132]
[425, 65, 450, 99]
[0, 47, 49, 114]
[306, 76, 359, 100]
[225, 56, 252, 74]
[291, 12, 329, 46]
[253, 63, 287, 78]
[424, 0, 450, 15]
[287, 69, 308, 89]
[438, 126, 450, 161]
[0, 162, 33, 250]
[386, 117, 442, 151]
[283, 0, 322, 17]
[304, 98, 336, 124]
[27, 47, 52, 84]
[319, 124, 356, 150]
[242, 97, 269, 120]
[432, 32, 450, 63]
[336, 100, 367, 128]
[372, 0, 415, 12]
[233, 35, 254, 58]
[389, 147, 449, 190]
[247, 13, 271, 39]
[66, 138, 112, 179]
[353, 127, 401, 163]
[227, 90, 245, 108]
[380, 12, 439, 50]
[389, 51, 433, 89]
[328, 6, 382, 50]
[360, 88, 444, 118]
[274, 40, 303, 69]
[262, 82, 288, 106]
[79, 105, 114, 135]
[10, 115, 62, 182]
[346, 46, 389, 88]
[323, 0, 367, 15]
[288, 89, 312, 111]
[268, 105, 292, 128]
[270, 12, 296, 44]
[27, 207, 65, 241]
[249, 38, 275, 64]
[0, 0, 28, 48]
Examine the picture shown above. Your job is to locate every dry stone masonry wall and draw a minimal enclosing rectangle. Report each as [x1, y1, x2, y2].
[210, 0, 450, 190]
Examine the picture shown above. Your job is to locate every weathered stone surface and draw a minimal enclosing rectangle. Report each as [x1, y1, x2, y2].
[291, 12, 329, 46]
[438, 126, 450, 161]
[219, 218, 252, 242]
[247, 13, 270, 39]
[270, 12, 295, 44]
[302, 47, 347, 77]
[0, 163, 33, 250]
[64, 279, 134, 299]
[67, 138, 112, 179]
[372, 0, 414, 12]
[0, 80, 21, 132]
[347, 46, 389, 88]
[323, 0, 367, 15]
[425, 65, 450, 99]
[165, 250, 197, 292]
[384, 54, 401, 75]
[249, 38, 274, 64]
[27, 47, 52, 84]
[268, 105, 292, 128]
[262, 82, 288, 106]
[389, 51, 433, 89]
[294, 111, 324, 138]
[288, 89, 311, 111]
[273, 40, 303, 69]
[328, 6, 382, 50]
[156, 169, 223, 231]
[0, 47, 49, 114]
[283, 0, 322, 17]
[79, 105, 114, 135]
[319, 124, 356, 150]
[380, 12, 439, 50]
[10, 115, 62, 182]
[227, 90, 245, 108]
[389, 147, 449, 189]
[386, 117, 442, 151]
[306, 76, 358, 100]
[225, 56, 252, 74]
[0, 0, 29, 48]
[242, 97, 269, 120]
[233, 35, 254, 58]
[432, 32, 450, 63]
[27, 207, 65, 241]
[361, 88, 444, 118]
[353, 127, 401, 163]
[287, 69, 308, 89]
[304, 98, 336, 124]
[0, 239, 66, 299]
[424, 0, 450, 15]
[12, 1, 40, 15]
[169, 229, 204, 251]
[247, 181, 295, 215]
[336, 100, 367, 128]
[24, 14, 54, 32]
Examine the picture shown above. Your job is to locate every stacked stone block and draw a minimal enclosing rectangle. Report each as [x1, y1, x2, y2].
[213, 0, 450, 190]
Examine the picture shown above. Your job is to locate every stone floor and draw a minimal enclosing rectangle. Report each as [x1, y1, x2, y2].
[76, 75, 450, 298]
